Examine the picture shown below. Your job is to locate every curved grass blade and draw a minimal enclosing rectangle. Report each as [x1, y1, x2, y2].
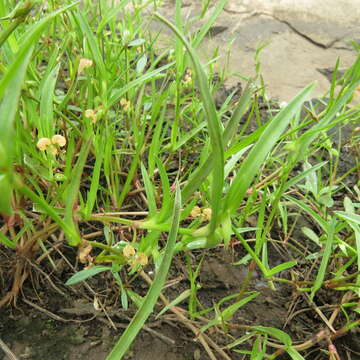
[154, 13, 224, 237]
[106, 184, 181, 360]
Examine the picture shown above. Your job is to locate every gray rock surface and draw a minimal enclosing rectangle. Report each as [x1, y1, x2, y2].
[128, 0, 360, 100]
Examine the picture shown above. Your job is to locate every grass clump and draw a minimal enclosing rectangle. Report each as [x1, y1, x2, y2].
[0, 1, 359, 359]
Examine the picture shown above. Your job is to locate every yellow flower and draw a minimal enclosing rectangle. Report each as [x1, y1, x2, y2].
[51, 134, 66, 147]
[37, 134, 67, 154]
[183, 69, 192, 85]
[123, 244, 136, 258]
[78, 58, 93, 75]
[36, 137, 51, 151]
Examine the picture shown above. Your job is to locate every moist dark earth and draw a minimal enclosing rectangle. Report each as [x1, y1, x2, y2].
[1, 242, 359, 360]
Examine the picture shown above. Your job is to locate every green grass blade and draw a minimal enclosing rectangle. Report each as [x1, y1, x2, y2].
[84, 140, 105, 218]
[39, 63, 60, 138]
[200, 292, 259, 332]
[106, 184, 181, 360]
[192, 0, 228, 48]
[0, 232, 16, 249]
[156, 158, 172, 223]
[283, 161, 327, 192]
[140, 163, 157, 216]
[224, 83, 315, 214]
[0, 1, 78, 215]
[108, 62, 174, 108]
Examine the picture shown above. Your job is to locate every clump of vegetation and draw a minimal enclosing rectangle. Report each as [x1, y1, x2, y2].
[0, 1, 359, 359]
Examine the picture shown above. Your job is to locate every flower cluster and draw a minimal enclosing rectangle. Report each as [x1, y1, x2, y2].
[123, 244, 148, 267]
[36, 134, 66, 155]
[190, 206, 212, 221]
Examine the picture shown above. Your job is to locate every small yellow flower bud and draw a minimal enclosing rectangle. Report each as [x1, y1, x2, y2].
[37, 137, 51, 151]
[123, 244, 136, 258]
[51, 134, 66, 147]
[78, 58, 93, 75]
[202, 208, 212, 221]
[84, 109, 97, 123]
[120, 98, 131, 111]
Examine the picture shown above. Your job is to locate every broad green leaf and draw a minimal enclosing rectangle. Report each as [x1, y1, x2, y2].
[301, 227, 321, 247]
[128, 38, 145, 47]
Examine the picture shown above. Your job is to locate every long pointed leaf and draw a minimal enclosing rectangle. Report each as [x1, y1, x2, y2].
[224, 83, 315, 214]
